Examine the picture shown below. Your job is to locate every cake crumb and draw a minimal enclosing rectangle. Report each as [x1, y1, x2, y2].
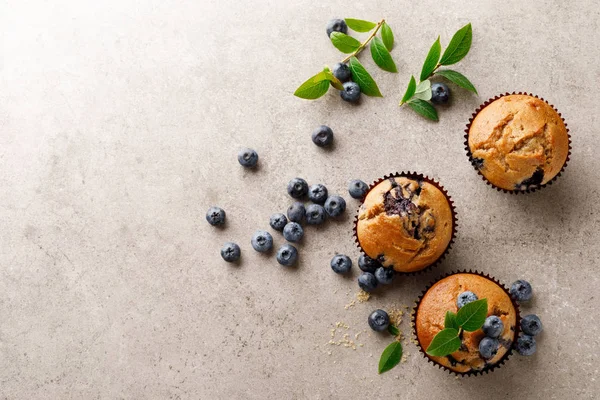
[356, 290, 371, 303]
[344, 299, 356, 310]
[359, 343, 364, 347]
[354, 332, 362, 340]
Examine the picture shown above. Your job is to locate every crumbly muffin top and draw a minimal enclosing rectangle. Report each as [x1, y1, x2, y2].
[356, 176, 453, 273]
[415, 274, 517, 373]
[468, 94, 569, 191]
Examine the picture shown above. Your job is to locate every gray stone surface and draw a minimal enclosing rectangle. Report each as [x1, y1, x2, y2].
[1, 0, 598, 398]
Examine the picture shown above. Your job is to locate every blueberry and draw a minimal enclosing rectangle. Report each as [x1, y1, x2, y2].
[311, 125, 334, 147]
[457, 291, 478, 309]
[358, 272, 378, 292]
[326, 18, 348, 37]
[521, 314, 543, 336]
[431, 82, 450, 105]
[358, 254, 380, 273]
[276, 243, 298, 266]
[479, 337, 499, 359]
[305, 204, 326, 225]
[251, 230, 273, 253]
[368, 309, 390, 332]
[348, 179, 368, 199]
[269, 213, 288, 231]
[516, 334, 537, 356]
[324, 195, 346, 217]
[308, 184, 329, 204]
[287, 178, 308, 198]
[340, 81, 361, 103]
[330, 254, 352, 274]
[283, 222, 304, 243]
[221, 242, 240, 262]
[510, 280, 533, 302]
[374, 266, 394, 285]
[287, 202, 306, 223]
[237, 148, 258, 168]
[332, 62, 352, 83]
[206, 206, 226, 226]
[482, 316, 504, 338]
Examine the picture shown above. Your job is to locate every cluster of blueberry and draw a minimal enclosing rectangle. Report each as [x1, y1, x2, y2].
[326, 19, 362, 103]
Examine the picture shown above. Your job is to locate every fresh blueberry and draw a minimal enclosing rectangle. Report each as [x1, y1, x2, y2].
[283, 222, 304, 243]
[431, 82, 450, 105]
[368, 309, 390, 332]
[237, 148, 258, 168]
[287, 202, 306, 223]
[305, 204, 326, 225]
[358, 272, 378, 292]
[358, 254, 380, 273]
[374, 266, 394, 285]
[479, 337, 499, 359]
[330, 254, 352, 274]
[308, 184, 329, 204]
[340, 81, 361, 103]
[311, 125, 334, 147]
[206, 206, 226, 226]
[516, 334, 537, 356]
[287, 178, 308, 198]
[220, 242, 240, 262]
[332, 62, 352, 83]
[510, 280, 533, 302]
[521, 314, 543, 336]
[251, 230, 273, 253]
[457, 291, 478, 309]
[348, 179, 368, 199]
[324, 195, 346, 217]
[326, 18, 348, 37]
[276, 243, 298, 266]
[269, 213, 288, 231]
[482, 316, 504, 338]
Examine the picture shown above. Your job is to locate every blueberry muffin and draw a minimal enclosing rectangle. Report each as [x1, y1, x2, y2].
[355, 175, 454, 273]
[467, 94, 569, 191]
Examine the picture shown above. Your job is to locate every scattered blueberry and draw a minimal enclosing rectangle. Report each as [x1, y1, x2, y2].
[521, 314, 543, 336]
[287, 202, 306, 223]
[368, 309, 390, 332]
[305, 204, 326, 225]
[478, 337, 499, 359]
[510, 280, 533, 302]
[237, 148, 258, 168]
[251, 230, 273, 253]
[287, 178, 308, 198]
[348, 179, 368, 199]
[358, 254, 380, 273]
[330, 254, 352, 274]
[516, 334, 537, 356]
[482, 316, 504, 338]
[283, 222, 304, 243]
[276, 243, 298, 266]
[374, 266, 394, 285]
[340, 81, 361, 103]
[206, 206, 226, 226]
[311, 125, 334, 147]
[332, 62, 352, 82]
[430, 82, 450, 105]
[269, 213, 288, 231]
[326, 18, 348, 37]
[221, 242, 240, 262]
[457, 291, 478, 309]
[358, 272, 378, 292]
[324, 195, 346, 217]
[308, 184, 329, 204]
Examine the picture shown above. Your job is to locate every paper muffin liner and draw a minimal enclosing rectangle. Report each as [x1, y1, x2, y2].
[411, 270, 522, 377]
[464, 92, 572, 194]
[352, 172, 457, 276]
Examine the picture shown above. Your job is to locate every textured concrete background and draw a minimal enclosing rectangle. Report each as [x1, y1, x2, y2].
[1, 0, 599, 398]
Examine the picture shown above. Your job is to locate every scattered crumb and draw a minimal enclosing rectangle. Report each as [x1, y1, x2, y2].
[356, 290, 371, 303]
[401, 353, 408, 363]
[395, 376, 400, 380]
[327, 351, 332, 355]
[330, 328, 336, 338]
[359, 343, 364, 347]
[410, 338, 419, 346]
[335, 321, 349, 330]
[369, 353, 373, 358]
[344, 299, 356, 310]
[387, 306, 404, 327]
[354, 332, 362, 340]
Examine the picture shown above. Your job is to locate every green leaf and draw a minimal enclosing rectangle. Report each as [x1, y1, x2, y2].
[407, 99, 438, 121]
[293, 72, 330, 99]
[345, 18, 377, 32]
[413, 79, 432, 101]
[323, 68, 344, 90]
[348, 57, 382, 97]
[456, 298, 488, 332]
[444, 311, 459, 330]
[400, 75, 416, 105]
[388, 325, 400, 336]
[381, 22, 394, 51]
[420, 36, 441, 81]
[435, 69, 478, 94]
[426, 328, 461, 357]
[378, 341, 403, 374]
[330, 32, 361, 54]
[370, 37, 397, 73]
[439, 23, 472, 66]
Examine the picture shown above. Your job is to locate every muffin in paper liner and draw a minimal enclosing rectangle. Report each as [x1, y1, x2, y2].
[411, 270, 522, 377]
[352, 172, 457, 276]
[464, 92, 571, 194]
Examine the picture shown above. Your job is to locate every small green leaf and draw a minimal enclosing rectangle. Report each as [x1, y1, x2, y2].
[435, 69, 478, 94]
[407, 99, 438, 121]
[381, 22, 394, 51]
[440, 23, 472, 66]
[293, 72, 330, 99]
[348, 57, 383, 97]
[330, 32, 361, 54]
[323, 68, 344, 90]
[456, 298, 488, 332]
[378, 341, 403, 374]
[420, 36, 441, 81]
[388, 325, 400, 336]
[413, 80, 432, 101]
[370, 37, 397, 73]
[444, 311, 459, 330]
[400, 75, 416, 105]
[345, 18, 377, 32]
[426, 328, 461, 357]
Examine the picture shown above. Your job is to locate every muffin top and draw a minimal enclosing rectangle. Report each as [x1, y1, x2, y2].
[415, 273, 517, 373]
[356, 176, 453, 273]
[468, 94, 569, 191]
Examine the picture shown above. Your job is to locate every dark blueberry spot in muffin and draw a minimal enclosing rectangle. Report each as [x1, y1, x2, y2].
[414, 184, 422, 196]
[472, 157, 484, 170]
[510, 326, 515, 332]
[413, 229, 421, 240]
[376, 254, 385, 263]
[388, 178, 398, 188]
[516, 168, 544, 190]
[446, 355, 464, 366]
[384, 191, 419, 216]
